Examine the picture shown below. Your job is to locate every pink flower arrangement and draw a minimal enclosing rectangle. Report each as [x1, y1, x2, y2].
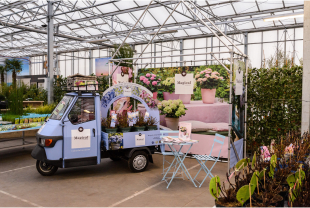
[138, 73, 161, 93]
[195, 68, 224, 89]
[140, 90, 157, 109]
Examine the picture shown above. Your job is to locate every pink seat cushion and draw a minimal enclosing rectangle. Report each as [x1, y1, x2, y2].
[208, 123, 229, 132]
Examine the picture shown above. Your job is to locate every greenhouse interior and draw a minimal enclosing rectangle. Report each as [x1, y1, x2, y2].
[0, 0, 309, 207]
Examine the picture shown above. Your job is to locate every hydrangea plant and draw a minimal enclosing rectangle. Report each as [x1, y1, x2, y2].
[157, 99, 187, 118]
[161, 77, 175, 93]
[138, 73, 161, 92]
[195, 68, 223, 89]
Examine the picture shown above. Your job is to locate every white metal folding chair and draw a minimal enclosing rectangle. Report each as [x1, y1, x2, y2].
[193, 133, 225, 187]
[159, 131, 184, 180]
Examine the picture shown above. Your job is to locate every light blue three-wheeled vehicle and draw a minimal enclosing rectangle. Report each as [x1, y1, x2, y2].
[31, 83, 161, 176]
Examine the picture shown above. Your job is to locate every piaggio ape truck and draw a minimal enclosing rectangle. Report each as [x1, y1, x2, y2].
[31, 82, 161, 176]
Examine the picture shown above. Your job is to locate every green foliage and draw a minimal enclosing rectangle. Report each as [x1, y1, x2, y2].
[258, 169, 266, 180]
[250, 170, 259, 193]
[8, 86, 24, 115]
[247, 66, 302, 151]
[209, 175, 221, 200]
[23, 84, 47, 104]
[96, 75, 109, 92]
[236, 185, 252, 206]
[53, 75, 67, 104]
[111, 43, 134, 69]
[235, 158, 250, 170]
[24, 103, 56, 114]
[269, 154, 277, 178]
[287, 169, 305, 188]
[251, 152, 256, 169]
[2, 113, 20, 123]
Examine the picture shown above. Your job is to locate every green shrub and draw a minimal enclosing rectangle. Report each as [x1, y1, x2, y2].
[247, 66, 302, 152]
[24, 103, 56, 114]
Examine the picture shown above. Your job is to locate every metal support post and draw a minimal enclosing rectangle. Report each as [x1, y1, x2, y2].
[211, 36, 213, 65]
[72, 52, 74, 75]
[180, 39, 183, 67]
[47, 0, 54, 104]
[284, 29, 287, 64]
[244, 33, 248, 63]
[244, 57, 248, 158]
[89, 50, 93, 75]
[228, 52, 233, 173]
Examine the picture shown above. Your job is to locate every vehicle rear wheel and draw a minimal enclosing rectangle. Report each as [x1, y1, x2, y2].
[36, 160, 58, 176]
[128, 151, 149, 172]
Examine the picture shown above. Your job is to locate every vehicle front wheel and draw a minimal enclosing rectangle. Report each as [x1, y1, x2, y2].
[36, 160, 58, 176]
[128, 151, 149, 172]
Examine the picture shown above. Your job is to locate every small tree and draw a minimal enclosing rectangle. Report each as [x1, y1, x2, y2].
[5, 58, 23, 88]
[0, 65, 7, 86]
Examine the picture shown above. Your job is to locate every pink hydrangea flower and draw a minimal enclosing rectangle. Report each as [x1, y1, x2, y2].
[219, 77, 224, 80]
[152, 74, 156, 77]
[146, 73, 151, 77]
[146, 81, 150, 85]
[206, 74, 210, 78]
[140, 76, 146, 81]
[152, 81, 157, 86]
[143, 79, 148, 84]
[158, 78, 161, 81]
[150, 77, 155, 80]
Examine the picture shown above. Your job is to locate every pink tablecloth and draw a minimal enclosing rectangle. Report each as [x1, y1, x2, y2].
[165, 134, 229, 158]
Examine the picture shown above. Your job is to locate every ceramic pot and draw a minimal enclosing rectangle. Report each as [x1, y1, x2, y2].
[163, 92, 179, 100]
[147, 125, 157, 131]
[201, 88, 216, 104]
[165, 117, 179, 130]
[179, 94, 191, 104]
[120, 127, 131, 133]
[153, 92, 158, 99]
[106, 128, 117, 134]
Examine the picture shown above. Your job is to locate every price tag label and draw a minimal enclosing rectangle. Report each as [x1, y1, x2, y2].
[175, 74, 194, 94]
[110, 122, 115, 128]
[135, 133, 145, 146]
[123, 87, 132, 96]
[117, 74, 129, 84]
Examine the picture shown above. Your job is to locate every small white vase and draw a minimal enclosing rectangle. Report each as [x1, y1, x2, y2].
[165, 117, 179, 130]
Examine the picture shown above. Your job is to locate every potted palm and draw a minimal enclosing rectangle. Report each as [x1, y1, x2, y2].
[157, 99, 187, 130]
[195, 68, 223, 104]
[117, 113, 131, 133]
[162, 77, 179, 100]
[146, 116, 158, 131]
[5, 58, 23, 88]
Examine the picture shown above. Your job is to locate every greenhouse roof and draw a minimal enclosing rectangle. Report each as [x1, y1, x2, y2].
[0, 0, 304, 57]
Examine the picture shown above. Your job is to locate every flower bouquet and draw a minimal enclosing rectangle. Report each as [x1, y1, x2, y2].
[195, 68, 223, 104]
[158, 99, 187, 130]
[138, 73, 161, 99]
[140, 90, 157, 109]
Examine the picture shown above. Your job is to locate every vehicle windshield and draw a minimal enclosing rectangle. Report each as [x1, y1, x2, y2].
[49, 96, 74, 120]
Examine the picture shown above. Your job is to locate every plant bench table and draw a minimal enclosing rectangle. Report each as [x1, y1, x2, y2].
[0, 127, 40, 151]
[23, 101, 44, 108]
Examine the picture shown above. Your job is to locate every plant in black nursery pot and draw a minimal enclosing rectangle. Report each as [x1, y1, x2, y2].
[134, 112, 146, 132]
[146, 116, 158, 131]
[117, 113, 131, 133]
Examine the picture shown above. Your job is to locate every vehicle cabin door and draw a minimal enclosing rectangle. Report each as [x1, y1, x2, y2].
[63, 97, 98, 167]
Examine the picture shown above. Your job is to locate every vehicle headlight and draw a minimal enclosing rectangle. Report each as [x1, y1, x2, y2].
[40, 138, 45, 146]
[40, 138, 53, 147]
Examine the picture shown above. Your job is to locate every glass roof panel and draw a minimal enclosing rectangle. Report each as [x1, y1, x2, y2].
[148, 7, 176, 25]
[232, 2, 258, 13]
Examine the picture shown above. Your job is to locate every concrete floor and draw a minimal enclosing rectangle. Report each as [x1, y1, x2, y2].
[0, 138, 228, 207]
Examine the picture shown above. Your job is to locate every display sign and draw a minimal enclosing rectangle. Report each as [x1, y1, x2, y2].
[117, 74, 129, 84]
[123, 86, 132, 96]
[71, 129, 91, 149]
[235, 70, 243, 96]
[179, 122, 192, 140]
[175, 74, 194, 94]
[135, 133, 145, 146]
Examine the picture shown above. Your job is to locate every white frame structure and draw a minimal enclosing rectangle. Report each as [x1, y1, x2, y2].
[109, 0, 248, 172]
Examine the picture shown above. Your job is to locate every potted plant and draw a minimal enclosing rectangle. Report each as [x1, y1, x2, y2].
[138, 73, 161, 99]
[157, 99, 187, 130]
[105, 116, 118, 133]
[101, 117, 108, 132]
[195, 68, 223, 104]
[117, 113, 131, 133]
[134, 112, 147, 132]
[146, 116, 158, 131]
[162, 77, 179, 100]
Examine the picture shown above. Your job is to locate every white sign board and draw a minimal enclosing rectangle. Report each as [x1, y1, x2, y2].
[175, 74, 194, 94]
[123, 86, 132, 96]
[135, 134, 145, 146]
[71, 129, 91, 149]
[235, 70, 243, 96]
[117, 74, 129, 84]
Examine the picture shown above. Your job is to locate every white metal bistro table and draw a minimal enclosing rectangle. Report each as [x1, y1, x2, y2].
[161, 140, 199, 188]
